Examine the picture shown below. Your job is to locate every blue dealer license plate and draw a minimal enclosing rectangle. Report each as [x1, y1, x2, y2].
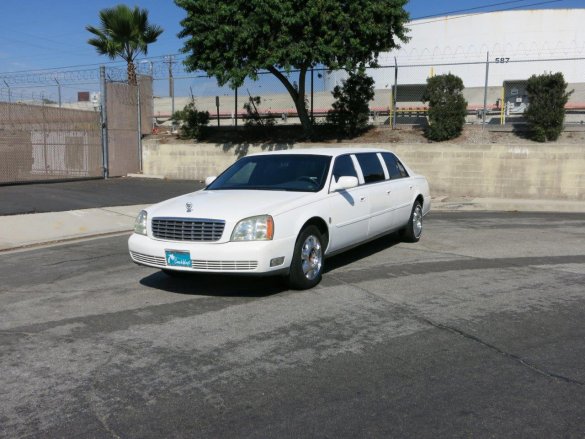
[165, 251, 192, 267]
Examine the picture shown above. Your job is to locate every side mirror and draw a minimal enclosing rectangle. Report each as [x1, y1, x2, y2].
[205, 176, 217, 186]
[331, 176, 358, 192]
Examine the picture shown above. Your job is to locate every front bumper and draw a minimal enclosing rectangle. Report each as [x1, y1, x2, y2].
[128, 233, 295, 274]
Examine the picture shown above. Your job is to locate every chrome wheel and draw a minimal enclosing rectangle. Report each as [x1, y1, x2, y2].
[300, 234, 322, 280]
[412, 204, 423, 238]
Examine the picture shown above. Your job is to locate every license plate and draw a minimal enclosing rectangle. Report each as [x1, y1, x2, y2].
[165, 251, 192, 268]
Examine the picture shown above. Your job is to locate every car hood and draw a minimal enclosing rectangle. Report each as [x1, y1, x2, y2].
[147, 189, 314, 222]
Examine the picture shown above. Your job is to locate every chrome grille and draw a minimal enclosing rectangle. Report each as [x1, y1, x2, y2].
[130, 251, 166, 268]
[151, 217, 225, 242]
[130, 251, 258, 271]
[191, 260, 258, 271]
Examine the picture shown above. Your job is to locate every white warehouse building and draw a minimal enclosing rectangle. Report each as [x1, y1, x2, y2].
[324, 8, 585, 110]
[376, 8, 585, 87]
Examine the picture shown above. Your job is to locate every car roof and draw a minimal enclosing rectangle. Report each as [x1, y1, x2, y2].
[247, 147, 393, 158]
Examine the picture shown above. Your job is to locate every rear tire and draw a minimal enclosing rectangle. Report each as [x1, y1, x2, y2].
[288, 226, 324, 290]
[401, 201, 423, 243]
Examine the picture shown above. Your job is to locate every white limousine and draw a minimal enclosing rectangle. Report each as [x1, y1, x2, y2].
[128, 148, 431, 289]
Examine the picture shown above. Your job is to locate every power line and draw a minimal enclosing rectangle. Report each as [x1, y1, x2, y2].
[0, 53, 187, 76]
[409, 0, 563, 25]
[411, 0, 534, 20]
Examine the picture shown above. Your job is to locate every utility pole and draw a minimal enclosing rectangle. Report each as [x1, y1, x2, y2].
[3, 80, 11, 104]
[55, 79, 62, 108]
[3, 80, 11, 122]
[100, 66, 109, 179]
[164, 55, 176, 126]
[392, 57, 398, 129]
[482, 52, 490, 130]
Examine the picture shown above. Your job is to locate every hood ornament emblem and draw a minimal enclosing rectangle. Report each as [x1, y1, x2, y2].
[186, 202, 193, 213]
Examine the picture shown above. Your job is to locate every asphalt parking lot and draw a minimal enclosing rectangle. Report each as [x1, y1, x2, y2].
[0, 178, 202, 215]
[1, 211, 584, 438]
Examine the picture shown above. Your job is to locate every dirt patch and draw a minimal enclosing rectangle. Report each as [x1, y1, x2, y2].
[148, 124, 585, 145]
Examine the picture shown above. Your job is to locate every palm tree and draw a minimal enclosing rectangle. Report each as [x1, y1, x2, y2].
[86, 4, 163, 85]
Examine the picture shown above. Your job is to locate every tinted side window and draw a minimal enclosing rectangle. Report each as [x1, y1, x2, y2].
[356, 153, 385, 184]
[382, 152, 409, 179]
[332, 155, 357, 182]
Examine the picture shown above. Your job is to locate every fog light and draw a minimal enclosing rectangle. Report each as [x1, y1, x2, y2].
[270, 257, 285, 267]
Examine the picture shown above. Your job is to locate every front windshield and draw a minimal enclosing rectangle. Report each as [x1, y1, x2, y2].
[207, 154, 332, 192]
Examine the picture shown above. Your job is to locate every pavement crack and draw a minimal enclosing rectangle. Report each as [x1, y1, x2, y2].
[331, 275, 585, 387]
[86, 350, 122, 439]
[417, 317, 585, 387]
[42, 253, 120, 267]
[0, 330, 35, 337]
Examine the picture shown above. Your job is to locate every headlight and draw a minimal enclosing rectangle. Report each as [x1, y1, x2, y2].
[231, 215, 274, 241]
[134, 210, 148, 235]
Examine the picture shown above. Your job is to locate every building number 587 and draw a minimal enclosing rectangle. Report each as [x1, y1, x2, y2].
[495, 57, 510, 63]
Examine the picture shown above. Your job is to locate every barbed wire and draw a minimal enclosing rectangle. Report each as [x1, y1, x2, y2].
[0, 53, 583, 91]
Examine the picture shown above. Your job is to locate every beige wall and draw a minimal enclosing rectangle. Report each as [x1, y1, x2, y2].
[142, 139, 585, 201]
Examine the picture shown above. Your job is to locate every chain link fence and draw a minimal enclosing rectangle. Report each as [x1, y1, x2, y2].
[141, 54, 585, 130]
[1, 54, 583, 183]
[0, 65, 152, 184]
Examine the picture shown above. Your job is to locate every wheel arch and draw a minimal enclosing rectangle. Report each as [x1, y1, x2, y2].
[299, 216, 330, 250]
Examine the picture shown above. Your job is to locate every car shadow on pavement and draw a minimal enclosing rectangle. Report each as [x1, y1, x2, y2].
[324, 232, 402, 273]
[139, 232, 402, 296]
[139, 271, 288, 297]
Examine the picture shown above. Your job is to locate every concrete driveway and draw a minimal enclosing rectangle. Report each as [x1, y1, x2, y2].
[1, 211, 584, 438]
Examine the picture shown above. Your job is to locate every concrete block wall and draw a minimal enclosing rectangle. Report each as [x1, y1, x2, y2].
[142, 139, 585, 201]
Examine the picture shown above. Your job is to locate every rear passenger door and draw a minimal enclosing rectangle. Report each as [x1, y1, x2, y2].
[354, 152, 393, 237]
[381, 152, 413, 228]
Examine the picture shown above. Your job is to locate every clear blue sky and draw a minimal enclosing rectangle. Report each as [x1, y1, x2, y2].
[0, 0, 583, 74]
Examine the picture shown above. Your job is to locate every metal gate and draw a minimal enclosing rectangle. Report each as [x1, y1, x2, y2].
[0, 67, 153, 185]
[104, 75, 153, 177]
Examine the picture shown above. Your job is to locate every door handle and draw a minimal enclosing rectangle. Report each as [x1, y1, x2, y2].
[360, 196, 366, 202]
[387, 190, 391, 195]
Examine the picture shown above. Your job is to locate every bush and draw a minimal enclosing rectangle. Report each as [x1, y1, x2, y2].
[525, 72, 572, 142]
[243, 96, 276, 127]
[171, 98, 210, 139]
[421, 73, 468, 141]
[326, 69, 375, 137]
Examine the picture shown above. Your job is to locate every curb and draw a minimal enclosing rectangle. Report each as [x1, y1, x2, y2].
[0, 205, 147, 253]
[0, 198, 583, 253]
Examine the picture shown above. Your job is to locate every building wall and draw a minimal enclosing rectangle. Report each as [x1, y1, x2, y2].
[142, 140, 585, 201]
[365, 9, 585, 89]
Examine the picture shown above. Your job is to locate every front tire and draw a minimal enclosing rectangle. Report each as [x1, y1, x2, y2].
[288, 226, 324, 290]
[401, 201, 423, 243]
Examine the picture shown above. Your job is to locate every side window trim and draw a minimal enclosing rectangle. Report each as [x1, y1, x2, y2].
[377, 152, 390, 180]
[350, 154, 365, 185]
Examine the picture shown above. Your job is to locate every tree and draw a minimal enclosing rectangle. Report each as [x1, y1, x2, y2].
[327, 69, 375, 137]
[175, 0, 409, 135]
[421, 74, 468, 141]
[171, 98, 210, 140]
[86, 4, 163, 85]
[525, 72, 572, 142]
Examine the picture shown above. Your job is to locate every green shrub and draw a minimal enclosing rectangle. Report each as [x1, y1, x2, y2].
[525, 72, 572, 142]
[243, 96, 276, 127]
[171, 97, 210, 139]
[421, 73, 468, 141]
[326, 69, 375, 137]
